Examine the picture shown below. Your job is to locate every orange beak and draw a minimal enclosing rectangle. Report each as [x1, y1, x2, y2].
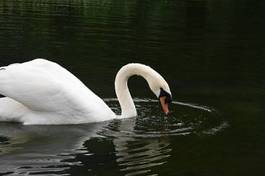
[159, 96, 169, 115]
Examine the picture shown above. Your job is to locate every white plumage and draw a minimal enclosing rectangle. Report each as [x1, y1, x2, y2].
[0, 59, 171, 125]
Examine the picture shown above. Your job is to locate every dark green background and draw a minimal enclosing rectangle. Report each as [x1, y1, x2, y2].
[0, 0, 265, 175]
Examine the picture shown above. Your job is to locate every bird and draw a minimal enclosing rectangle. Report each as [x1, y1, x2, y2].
[0, 59, 172, 125]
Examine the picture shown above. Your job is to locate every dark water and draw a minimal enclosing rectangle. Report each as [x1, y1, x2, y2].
[0, 0, 265, 175]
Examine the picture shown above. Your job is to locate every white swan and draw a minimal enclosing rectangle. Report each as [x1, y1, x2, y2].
[0, 59, 172, 125]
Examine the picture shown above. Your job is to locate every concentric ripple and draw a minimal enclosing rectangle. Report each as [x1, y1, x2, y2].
[103, 98, 228, 137]
[0, 99, 227, 176]
[96, 98, 228, 176]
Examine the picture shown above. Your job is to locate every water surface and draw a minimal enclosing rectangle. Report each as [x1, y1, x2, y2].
[0, 0, 265, 175]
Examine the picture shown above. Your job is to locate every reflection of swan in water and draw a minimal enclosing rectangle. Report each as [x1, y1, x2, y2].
[0, 122, 107, 174]
[0, 119, 172, 175]
[0, 59, 172, 125]
[0, 99, 227, 175]
[105, 118, 172, 176]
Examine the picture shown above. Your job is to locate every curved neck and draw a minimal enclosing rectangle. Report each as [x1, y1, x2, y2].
[115, 64, 156, 118]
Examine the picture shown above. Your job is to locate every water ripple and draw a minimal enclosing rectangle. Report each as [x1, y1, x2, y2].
[96, 98, 228, 175]
[103, 98, 226, 137]
[0, 98, 227, 176]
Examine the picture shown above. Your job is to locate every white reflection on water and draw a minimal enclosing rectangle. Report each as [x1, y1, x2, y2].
[0, 99, 227, 175]
[110, 118, 172, 176]
[0, 122, 106, 175]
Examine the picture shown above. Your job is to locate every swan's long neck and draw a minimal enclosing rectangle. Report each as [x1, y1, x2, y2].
[115, 63, 160, 118]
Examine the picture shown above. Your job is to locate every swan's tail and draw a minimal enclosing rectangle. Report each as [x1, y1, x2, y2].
[0, 97, 27, 123]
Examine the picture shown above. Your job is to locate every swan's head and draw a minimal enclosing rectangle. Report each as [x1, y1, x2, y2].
[146, 70, 172, 115]
[158, 87, 172, 115]
[115, 63, 172, 117]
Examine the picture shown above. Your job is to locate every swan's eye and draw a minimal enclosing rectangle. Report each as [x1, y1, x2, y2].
[165, 95, 172, 104]
[159, 88, 172, 104]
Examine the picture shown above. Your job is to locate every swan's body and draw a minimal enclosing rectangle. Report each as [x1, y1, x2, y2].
[0, 59, 171, 125]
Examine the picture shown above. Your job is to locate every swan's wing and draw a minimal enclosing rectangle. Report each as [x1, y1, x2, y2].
[0, 59, 103, 113]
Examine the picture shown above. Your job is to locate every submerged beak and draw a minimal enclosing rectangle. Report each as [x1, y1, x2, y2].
[159, 96, 169, 115]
